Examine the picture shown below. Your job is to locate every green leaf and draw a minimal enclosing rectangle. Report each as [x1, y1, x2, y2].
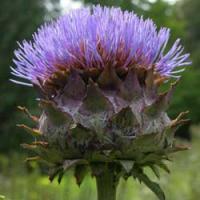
[49, 166, 63, 182]
[74, 165, 88, 186]
[156, 161, 170, 173]
[58, 171, 64, 184]
[133, 169, 165, 200]
[141, 153, 162, 164]
[149, 165, 160, 179]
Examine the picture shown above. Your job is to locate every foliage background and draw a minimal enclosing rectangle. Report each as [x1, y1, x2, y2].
[0, 0, 200, 199]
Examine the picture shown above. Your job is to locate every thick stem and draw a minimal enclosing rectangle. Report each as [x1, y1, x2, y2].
[95, 164, 117, 200]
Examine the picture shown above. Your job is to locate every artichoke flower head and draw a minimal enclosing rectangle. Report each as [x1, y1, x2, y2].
[11, 6, 191, 200]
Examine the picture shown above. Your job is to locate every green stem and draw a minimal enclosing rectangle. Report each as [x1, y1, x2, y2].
[95, 164, 117, 200]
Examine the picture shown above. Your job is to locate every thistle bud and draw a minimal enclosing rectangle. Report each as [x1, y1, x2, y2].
[11, 6, 191, 200]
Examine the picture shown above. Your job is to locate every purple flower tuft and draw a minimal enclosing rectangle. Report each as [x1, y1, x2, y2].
[11, 5, 191, 86]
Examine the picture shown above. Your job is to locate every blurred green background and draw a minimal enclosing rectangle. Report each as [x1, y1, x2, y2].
[0, 0, 200, 199]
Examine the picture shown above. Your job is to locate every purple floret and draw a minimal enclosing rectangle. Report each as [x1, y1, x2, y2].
[11, 5, 191, 86]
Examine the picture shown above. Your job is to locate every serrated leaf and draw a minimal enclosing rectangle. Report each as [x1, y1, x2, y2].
[58, 171, 64, 184]
[155, 161, 170, 173]
[74, 165, 88, 186]
[49, 166, 62, 182]
[149, 165, 160, 179]
[133, 169, 165, 200]
[140, 153, 162, 164]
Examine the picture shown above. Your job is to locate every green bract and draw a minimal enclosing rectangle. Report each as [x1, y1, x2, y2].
[19, 66, 189, 200]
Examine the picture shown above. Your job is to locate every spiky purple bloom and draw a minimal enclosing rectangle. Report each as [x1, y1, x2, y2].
[11, 6, 190, 86]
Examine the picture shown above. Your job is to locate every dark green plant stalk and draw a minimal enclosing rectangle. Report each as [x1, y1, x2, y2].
[95, 164, 118, 200]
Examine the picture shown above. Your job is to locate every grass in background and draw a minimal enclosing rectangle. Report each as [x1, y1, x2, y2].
[0, 127, 200, 200]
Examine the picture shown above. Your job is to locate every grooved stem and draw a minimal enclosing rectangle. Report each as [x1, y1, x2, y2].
[95, 164, 117, 200]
